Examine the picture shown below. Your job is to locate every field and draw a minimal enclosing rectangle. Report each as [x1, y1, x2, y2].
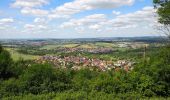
[2, 39, 163, 62]
[61, 43, 79, 48]
[5, 48, 39, 61]
[39, 42, 128, 50]
[40, 45, 60, 50]
[3, 41, 159, 62]
[0, 38, 169, 99]
[40, 43, 79, 50]
[95, 42, 115, 48]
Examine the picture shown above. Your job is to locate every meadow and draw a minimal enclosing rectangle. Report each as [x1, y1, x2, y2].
[5, 48, 39, 61]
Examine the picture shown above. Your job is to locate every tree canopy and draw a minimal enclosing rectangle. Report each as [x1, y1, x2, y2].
[0, 45, 13, 79]
[153, 0, 170, 39]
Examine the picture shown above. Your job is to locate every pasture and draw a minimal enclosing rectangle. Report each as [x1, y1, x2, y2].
[5, 48, 39, 61]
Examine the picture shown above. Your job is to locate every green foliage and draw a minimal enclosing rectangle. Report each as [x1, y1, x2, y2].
[19, 64, 73, 94]
[0, 44, 2, 52]
[0, 78, 22, 98]
[0, 44, 170, 99]
[2, 93, 56, 100]
[10, 59, 29, 77]
[134, 46, 170, 97]
[153, 0, 170, 40]
[0, 45, 13, 79]
[154, 0, 170, 24]
[1, 91, 142, 100]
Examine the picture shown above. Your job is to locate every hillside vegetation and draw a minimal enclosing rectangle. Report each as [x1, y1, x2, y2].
[0, 44, 170, 99]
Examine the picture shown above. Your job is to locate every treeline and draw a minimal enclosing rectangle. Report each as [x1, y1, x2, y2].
[0, 44, 170, 100]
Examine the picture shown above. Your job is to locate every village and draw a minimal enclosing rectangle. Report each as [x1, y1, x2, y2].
[35, 55, 135, 71]
[56, 47, 113, 54]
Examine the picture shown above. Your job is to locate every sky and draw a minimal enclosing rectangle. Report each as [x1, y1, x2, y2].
[0, 0, 161, 39]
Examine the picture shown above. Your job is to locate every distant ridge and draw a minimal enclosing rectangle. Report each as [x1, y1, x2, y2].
[0, 36, 168, 43]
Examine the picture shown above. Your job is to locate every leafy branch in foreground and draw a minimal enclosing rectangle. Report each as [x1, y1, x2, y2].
[154, 0, 170, 40]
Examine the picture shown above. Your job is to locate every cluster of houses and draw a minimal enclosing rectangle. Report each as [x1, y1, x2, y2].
[35, 55, 134, 71]
[116, 42, 149, 49]
[56, 47, 113, 54]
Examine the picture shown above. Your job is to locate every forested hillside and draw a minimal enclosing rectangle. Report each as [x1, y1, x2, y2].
[0, 44, 170, 99]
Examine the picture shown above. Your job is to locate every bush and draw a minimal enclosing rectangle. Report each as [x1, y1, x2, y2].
[16, 64, 74, 94]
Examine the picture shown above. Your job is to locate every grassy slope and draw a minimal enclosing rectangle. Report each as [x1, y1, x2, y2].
[5, 48, 39, 61]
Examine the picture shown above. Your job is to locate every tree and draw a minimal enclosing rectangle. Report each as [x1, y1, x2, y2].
[19, 64, 73, 94]
[155, 47, 170, 96]
[153, 0, 170, 40]
[0, 44, 2, 52]
[20, 64, 57, 94]
[0, 45, 13, 79]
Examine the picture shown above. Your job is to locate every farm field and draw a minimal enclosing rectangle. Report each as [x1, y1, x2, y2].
[0, 37, 169, 99]
[0, 0, 170, 99]
[3, 40, 161, 61]
[61, 43, 79, 48]
[5, 48, 39, 61]
[95, 42, 115, 48]
[40, 45, 61, 50]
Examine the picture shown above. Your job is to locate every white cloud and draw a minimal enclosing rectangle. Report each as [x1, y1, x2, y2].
[0, 18, 16, 31]
[106, 6, 156, 29]
[21, 8, 49, 16]
[24, 24, 35, 29]
[48, 13, 70, 20]
[60, 14, 107, 28]
[49, 0, 134, 19]
[11, 0, 50, 17]
[34, 18, 47, 24]
[75, 27, 85, 33]
[60, 6, 156, 33]
[24, 17, 48, 31]
[38, 25, 47, 29]
[24, 24, 47, 30]
[0, 18, 14, 24]
[11, 0, 135, 19]
[112, 11, 121, 15]
[89, 24, 102, 30]
[3, 0, 159, 38]
[85, 0, 134, 9]
[11, 0, 50, 8]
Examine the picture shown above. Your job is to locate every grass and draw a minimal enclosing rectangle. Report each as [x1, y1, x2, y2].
[40, 45, 60, 50]
[78, 43, 98, 49]
[40, 44, 79, 50]
[95, 42, 114, 48]
[39, 42, 118, 51]
[5, 48, 39, 61]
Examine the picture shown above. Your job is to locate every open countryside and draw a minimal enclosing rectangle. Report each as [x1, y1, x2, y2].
[0, 0, 170, 100]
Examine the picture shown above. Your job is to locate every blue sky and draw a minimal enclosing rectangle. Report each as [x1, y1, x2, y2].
[0, 0, 160, 39]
